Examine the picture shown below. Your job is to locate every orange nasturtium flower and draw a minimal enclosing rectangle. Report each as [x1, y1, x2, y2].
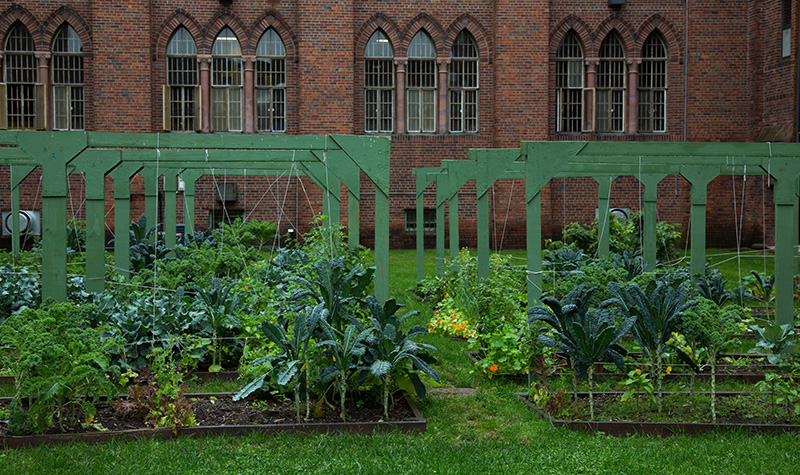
[244, 285, 249, 291]
[489, 364, 498, 373]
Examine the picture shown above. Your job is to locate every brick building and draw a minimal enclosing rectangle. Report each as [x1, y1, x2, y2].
[0, 1, 796, 251]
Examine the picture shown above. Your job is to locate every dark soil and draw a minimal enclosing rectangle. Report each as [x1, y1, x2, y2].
[0, 393, 416, 437]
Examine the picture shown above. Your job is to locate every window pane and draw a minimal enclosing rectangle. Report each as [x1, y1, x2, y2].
[407, 89, 420, 132]
[54, 86, 68, 130]
[638, 33, 667, 133]
[422, 89, 436, 132]
[366, 30, 393, 58]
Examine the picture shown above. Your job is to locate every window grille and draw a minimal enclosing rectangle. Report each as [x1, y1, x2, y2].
[449, 30, 478, 133]
[638, 33, 667, 133]
[256, 28, 286, 132]
[166, 27, 198, 131]
[556, 32, 583, 133]
[52, 25, 84, 130]
[407, 31, 436, 133]
[364, 30, 394, 133]
[211, 28, 242, 132]
[596, 33, 625, 133]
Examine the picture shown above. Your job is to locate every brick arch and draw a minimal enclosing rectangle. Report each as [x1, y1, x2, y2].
[550, 15, 592, 57]
[402, 13, 446, 57]
[43, 6, 92, 55]
[0, 4, 40, 51]
[444, 14, 490, 58]
[637, 14, 682, 63]
[200, 11, 247, 55]
[248, 11, 296, 58]
[155, 9, 202, 61]
[594, 17, 635, 58]
[355, 12, 402, 62]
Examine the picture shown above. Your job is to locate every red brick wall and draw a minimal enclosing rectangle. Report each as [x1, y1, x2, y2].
[0, 1, 795, 253]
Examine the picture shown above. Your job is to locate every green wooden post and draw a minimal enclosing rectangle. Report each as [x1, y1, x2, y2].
[142, 167, 159, 241]
[374, 186, 389, 303]
[415, 172, 427, 282]
[448, 176, 460, 272]
[770, 158, 800, 325]
[180, 169, 204, 235]
[594, 175, 612, 258]
[70, 151, 120, 293]
[680, 166, 718, 279]
[109, 163, 142, 280]
[348, 189, 359, 249]
[17, 132, 87, 301]
[162, 169, 179, 254]
[638, 173, 667, 269]
[435, 173, 447, 275]
[475, 150, 491, 280]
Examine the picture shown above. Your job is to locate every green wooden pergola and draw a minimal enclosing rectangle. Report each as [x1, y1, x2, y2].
[0, 131, 391, 302]
[414, 141, 800, 325]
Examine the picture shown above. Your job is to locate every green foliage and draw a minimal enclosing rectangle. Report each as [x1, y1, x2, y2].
[289, 256, 374, 332]
[695, 274, 734, 307]
[301, 215, 368, 271]
[193, 278, 242, 368]
[318, 322, 371, 421]
[551, 259, 628, 306]
[362, 296, 439, 419]
[101, 289, 206, 368]
[0, 302, 122, 434]
[620, 369, 656, 404]
[743, 271, 775, 306]
[612, 251, 648, 281]
[240, 219, 278, 253]
[0, 264, 40, 323]
[749, 323, 796, 365]
[562, 213, 682, 263]
[530, 286, 635, 419]
[125, 215, 174, 274]
[113, 345, 196, 429]
[471, 311, 538, 376]
[66, 218, 86, 254]
[543, 247, 588, 277]
[234, 303, 324, 422]
[605, 280, 695, 412]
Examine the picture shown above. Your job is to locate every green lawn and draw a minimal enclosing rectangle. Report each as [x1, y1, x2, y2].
[2, 249, 800, 474]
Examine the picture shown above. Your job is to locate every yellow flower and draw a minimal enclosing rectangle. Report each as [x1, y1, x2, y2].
[666, 366, 672, 375]
[635, 369, 642, 376]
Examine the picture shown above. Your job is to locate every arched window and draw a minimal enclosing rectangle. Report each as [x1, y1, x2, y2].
[407, 31, 436, 133]
[596, 32, 625, 133]
[3, 23, 41, 129]
[165, 27, 198, 131]
[52, 25, 84, 130]
[449, 30, 478, 133]
[638, 33, 667, 133]
[556, 31, 583, 133]
[256, 28, 286, 133]
[364, 30, 394, 133]
[211, 27, 242, 132]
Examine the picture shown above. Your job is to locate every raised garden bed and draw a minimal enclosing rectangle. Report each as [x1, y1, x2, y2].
[516, 391, 800, 437]
[0, 392, 426, 449]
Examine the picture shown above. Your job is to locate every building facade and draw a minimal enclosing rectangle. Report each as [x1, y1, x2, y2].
[0, 1, 796, 251]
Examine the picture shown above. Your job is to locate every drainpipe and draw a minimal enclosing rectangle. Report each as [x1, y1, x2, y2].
[684, 0, 689, 142]
[796, 0, 800, 142]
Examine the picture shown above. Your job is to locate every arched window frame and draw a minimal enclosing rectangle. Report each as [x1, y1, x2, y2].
[406, 31, 436, 133]
[596, 32, 626, 133]
[256, 28, 286, 133]
[638, 32, 667, 133]
[211, 27, 242, 132]
[164, 26, 198, 132]
[364, 30, 394, 134]
[448, 30, 478, 134]
[556, 31, 583, 133]
[51, 24, 84, 131]
[2, 22, 43, 130]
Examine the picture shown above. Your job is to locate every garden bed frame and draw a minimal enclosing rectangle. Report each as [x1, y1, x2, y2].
[0, 392, 426, 449]
[515, 392, 800, 437]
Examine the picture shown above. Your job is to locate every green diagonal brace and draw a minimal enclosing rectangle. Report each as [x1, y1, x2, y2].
[17, 131, 88, 301]
[593, 175, 613, 258]
[10, 165, 37, 259]
[414, 167, 440, 281]
[180, 169, 205, 236]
